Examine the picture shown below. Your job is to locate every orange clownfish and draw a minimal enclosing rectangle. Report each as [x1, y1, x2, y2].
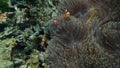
[64, 10, 71, 20]
[53, 20, 58, 26]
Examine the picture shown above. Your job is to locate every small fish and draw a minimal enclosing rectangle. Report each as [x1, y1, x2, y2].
[64, 9, 71, 20]
[53, 20, 58, 26]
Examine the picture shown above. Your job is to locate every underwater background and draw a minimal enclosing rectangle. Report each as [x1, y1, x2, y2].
[0, 0, 120, 68]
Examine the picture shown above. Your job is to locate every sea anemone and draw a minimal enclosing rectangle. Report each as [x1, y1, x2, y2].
[60, 0, 88, 18]
[49, 16, 87, 45]
[46, 0, 120, 68]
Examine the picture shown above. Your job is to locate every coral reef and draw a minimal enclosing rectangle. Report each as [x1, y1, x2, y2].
[0, 0, 59, 68]
[0, 0, 119, 68]
[46, 0, 120, 68]
[0, 38, 15, 67]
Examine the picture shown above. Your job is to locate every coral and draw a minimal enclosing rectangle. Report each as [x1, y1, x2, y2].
[0, 13, 8, 23]
[26, 50, 40, 68]
[46, 0, 120, 68]
[0, 0, 60, 68]
[0, 0, 9, 11]
[0, 38, 17, 60]
[0, 60, 13, 68]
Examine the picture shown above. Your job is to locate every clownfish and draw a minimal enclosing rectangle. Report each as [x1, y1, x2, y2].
[64, 10, 71, 20]
[53, 20, 58, 26]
